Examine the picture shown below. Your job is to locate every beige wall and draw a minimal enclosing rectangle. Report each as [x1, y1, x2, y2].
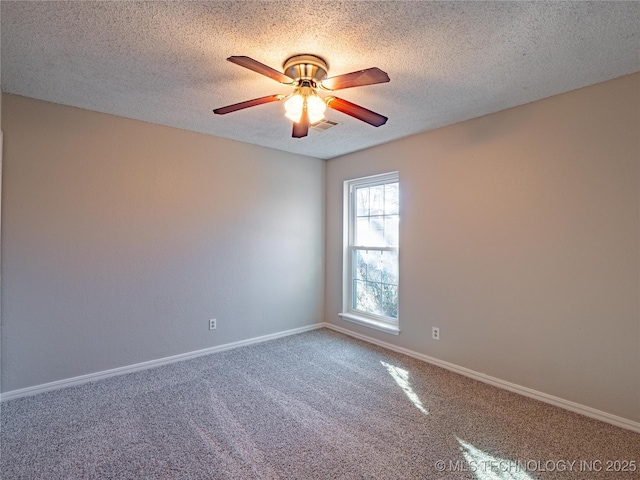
[2, 73, 638, 423]
[0, 124, 2, 398]
[326, 74, 640, 422]
[1, 94, 325, 391]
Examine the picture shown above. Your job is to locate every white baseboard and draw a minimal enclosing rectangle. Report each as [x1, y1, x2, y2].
[0, 323, 324, 402]
[4, 321, 639, 433]
[322, 322, 640, 433]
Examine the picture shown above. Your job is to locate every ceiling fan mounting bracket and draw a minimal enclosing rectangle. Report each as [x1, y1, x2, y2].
[283, 54, 328, 83]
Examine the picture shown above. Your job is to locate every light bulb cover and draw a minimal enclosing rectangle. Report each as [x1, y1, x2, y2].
[306, 94, 326, 124]
[284, 93, 304, 122]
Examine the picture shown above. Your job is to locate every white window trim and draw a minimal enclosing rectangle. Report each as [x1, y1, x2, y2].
[338, 312, 400, 335]
[340, 171, 400, 335]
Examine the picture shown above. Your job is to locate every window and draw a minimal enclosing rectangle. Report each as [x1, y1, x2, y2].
[340, 172, 399, 335]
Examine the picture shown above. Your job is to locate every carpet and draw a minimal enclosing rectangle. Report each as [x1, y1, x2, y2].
[1, 329, 638, 479]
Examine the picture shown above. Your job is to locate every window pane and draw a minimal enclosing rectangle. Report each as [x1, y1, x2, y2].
[354, 279, 383, 315]
[382, 284, 398, 318]
[353, 248, 399, 318]
[384, 215, 399, 247]
[380, 250, 398, 285]
[353, 279, 362, 310]
[385, 183, 399, 215]
[369, 216, 385, 247]
[370, 185, 384, 215]
[356, 217, 369, 245]
[356, 187, 369, 216]
[355, 250, 381, 282]
[354, 252, 366, 280]
[365, 250, 382, 282]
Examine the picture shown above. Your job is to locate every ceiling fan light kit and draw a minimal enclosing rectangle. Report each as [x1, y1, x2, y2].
[213, 54, 390, 138]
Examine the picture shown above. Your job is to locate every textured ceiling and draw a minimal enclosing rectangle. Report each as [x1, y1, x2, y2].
[2, 1, 639, 159]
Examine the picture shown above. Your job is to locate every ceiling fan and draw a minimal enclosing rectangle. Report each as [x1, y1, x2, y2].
[213, 55, 390, 138]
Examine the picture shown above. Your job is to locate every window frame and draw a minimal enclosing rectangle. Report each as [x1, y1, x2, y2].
[339, 171, 400, 335]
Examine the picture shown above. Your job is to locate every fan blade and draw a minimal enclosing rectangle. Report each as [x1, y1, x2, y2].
[292, 109, 310, 138]
[227, 56, 294, 84]
[320, 67, 390, 91]
[213, 95, 284, 115]
[326, 97, 387, 127]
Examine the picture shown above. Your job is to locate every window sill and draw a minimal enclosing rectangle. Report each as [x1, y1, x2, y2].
[338, 313, 400, 335]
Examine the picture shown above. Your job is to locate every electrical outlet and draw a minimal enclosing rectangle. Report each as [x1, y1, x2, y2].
[209, 319, 217, 330]
[432, 327, 440, 340]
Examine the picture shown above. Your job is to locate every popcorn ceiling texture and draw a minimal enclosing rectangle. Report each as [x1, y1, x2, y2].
[1, 1, 639, 159]
[2, 330, 639, 479]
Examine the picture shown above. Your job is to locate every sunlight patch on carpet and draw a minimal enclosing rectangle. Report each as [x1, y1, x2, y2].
[380, 361, 428, 415]
[457, 438, 536, 480]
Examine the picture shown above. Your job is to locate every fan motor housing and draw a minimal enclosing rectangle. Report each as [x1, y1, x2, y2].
[283, 54, 328, 83]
